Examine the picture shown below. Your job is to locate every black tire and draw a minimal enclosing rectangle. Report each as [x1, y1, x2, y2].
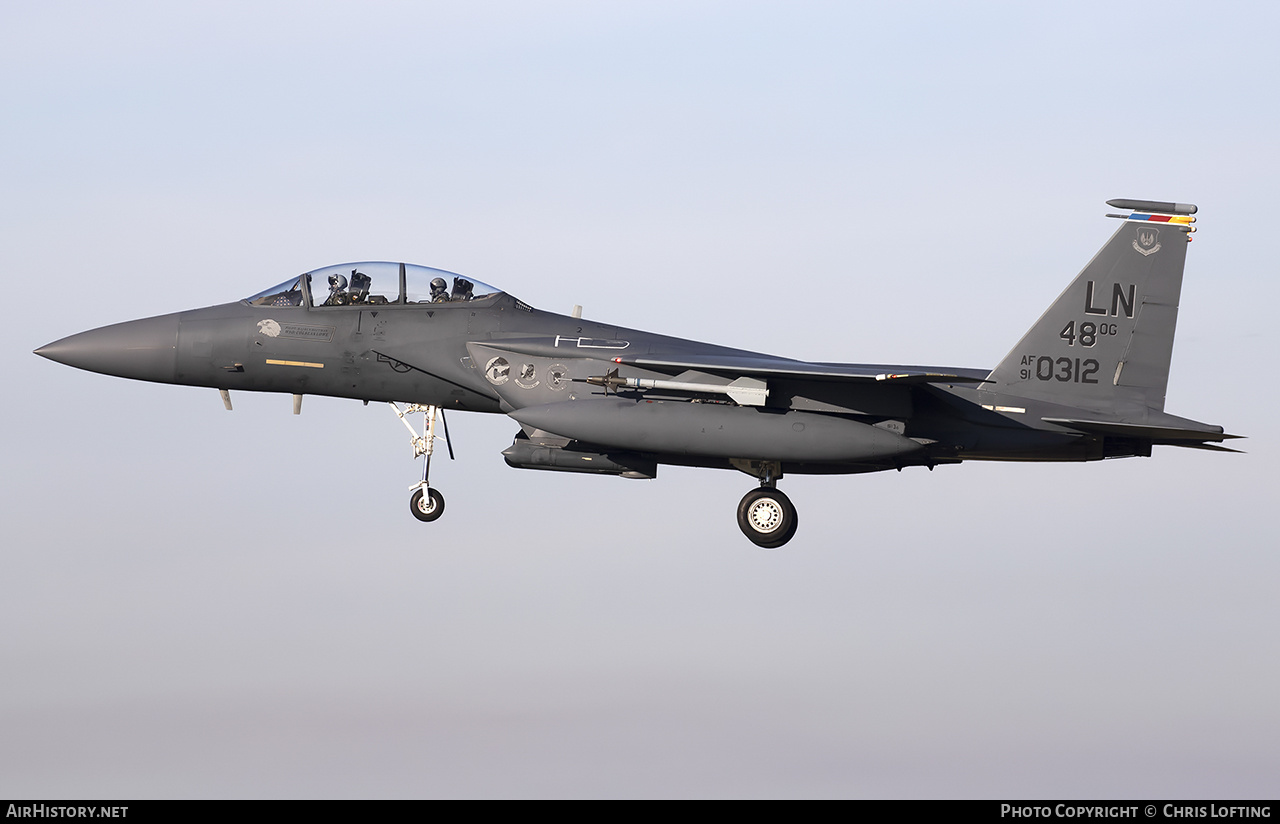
[410, 487, 446, 522]
[737, 487, 798, 548]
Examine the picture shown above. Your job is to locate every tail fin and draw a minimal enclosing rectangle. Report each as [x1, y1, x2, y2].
[985, 199, 1196, 415]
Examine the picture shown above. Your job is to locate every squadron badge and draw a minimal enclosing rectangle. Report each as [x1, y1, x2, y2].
[1133, 226, 1161, 256]
[484, 356, 511, 385]
[546, 363, 570, 391]
[515, 362, 539, 389]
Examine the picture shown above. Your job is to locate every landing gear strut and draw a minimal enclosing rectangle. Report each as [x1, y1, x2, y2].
[734, 461, 799, 548]
[390, 402, 451, 522]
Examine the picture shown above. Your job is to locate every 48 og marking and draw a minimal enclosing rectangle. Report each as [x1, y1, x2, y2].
[1058, 320, 1118, 347]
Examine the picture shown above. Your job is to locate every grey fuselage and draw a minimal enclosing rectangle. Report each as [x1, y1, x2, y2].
[37, 203, 1237, 489]
[35, 289, 1155, 476]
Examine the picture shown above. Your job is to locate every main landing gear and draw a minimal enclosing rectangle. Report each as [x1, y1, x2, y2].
[734, 462, 798, 548]
[390, 402, 452, 522]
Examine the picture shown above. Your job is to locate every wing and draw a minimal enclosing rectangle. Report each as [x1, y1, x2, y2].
[611, 351, 990, 384]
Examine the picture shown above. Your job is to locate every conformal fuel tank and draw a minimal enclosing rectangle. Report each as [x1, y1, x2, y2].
[509, 397, 921, 463]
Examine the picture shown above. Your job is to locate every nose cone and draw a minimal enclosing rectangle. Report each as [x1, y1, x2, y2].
[36, 313, 180, 384]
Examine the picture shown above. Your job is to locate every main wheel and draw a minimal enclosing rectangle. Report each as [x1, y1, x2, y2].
[410, 487, 446, 522]
[737, 488, 798, 548]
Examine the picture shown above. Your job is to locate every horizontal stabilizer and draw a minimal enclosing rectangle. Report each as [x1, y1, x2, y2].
[1042, 417, 1241, 443]
[1170, 442, 1247, 453]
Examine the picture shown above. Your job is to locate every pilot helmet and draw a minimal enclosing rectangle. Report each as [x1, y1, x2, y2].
[329, 273, 348, 292]
[430, 277, 447, 294]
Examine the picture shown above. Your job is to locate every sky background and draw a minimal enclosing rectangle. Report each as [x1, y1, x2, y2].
[2, 0, 1277, 799]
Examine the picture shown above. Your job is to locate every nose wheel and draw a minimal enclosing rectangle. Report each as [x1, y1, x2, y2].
[737, 487, 799, 548]
[391, 402, 452, 523]
[410, 486, 445, 522]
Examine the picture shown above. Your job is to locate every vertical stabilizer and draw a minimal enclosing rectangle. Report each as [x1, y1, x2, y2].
[985, 200, 1195, 415]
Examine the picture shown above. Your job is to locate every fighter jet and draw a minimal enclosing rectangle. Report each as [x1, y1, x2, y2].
[35, 198, 1238, 548]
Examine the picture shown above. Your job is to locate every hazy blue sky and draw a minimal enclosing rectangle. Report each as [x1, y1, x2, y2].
[3, 1, 1277, 798]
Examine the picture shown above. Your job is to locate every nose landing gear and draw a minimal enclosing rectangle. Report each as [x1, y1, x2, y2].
[390, 402, 452, 523]
[410, 486, 445, 522]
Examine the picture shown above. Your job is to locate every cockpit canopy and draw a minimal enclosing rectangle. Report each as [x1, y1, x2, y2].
[246, 262, 505, 308]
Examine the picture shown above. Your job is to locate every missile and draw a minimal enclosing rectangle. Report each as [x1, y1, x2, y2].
[584, 368, 768, 406]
